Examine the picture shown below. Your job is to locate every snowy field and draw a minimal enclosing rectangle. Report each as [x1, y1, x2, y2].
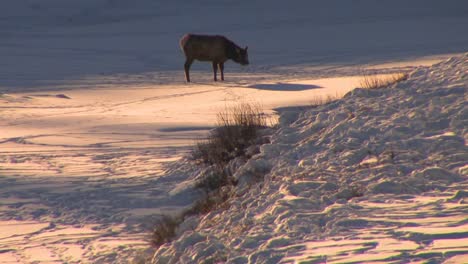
[0, 0, 467, 263]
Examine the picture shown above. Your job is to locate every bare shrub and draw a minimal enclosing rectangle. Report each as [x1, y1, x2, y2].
[150, 216, 181, 248]
[195, 167, 234, 192]
[188, 195, 218, 215]
[185, 187, 232, 216]
[149, 185, 231, 247]
[192, 101, 268, 166]
[147, 101, 268, 247]
[187, 193, 220, 215]
[360, 73, 408, 89]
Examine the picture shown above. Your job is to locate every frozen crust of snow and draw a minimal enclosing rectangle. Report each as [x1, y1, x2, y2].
[152, 54, 468, 263]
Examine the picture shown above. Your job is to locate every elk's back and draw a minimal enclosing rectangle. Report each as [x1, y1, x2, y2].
[180, 34, 228, 62]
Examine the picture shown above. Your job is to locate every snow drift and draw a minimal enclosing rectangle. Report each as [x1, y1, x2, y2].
[152, 54, 468, 263]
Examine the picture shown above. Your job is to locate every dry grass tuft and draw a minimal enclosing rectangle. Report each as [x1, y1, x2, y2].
[195, 167, 233, 192]
[360, 73, 408, 89]
[192, 101, 268, 166]
[308, 93, 342, 107]
[185, 188, 231, 216]
[188, 101, 269, 216]
[149, 103, 269, 249]
[150, 216, 180, 248]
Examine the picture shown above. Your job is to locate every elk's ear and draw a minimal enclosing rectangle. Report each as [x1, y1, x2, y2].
[245, 46, 248, 51]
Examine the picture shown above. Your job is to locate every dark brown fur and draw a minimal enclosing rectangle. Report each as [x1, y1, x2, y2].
[180, 34, 249, 82]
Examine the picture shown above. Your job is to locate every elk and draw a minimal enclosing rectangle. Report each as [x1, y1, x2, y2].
[179, 34, 249, 82]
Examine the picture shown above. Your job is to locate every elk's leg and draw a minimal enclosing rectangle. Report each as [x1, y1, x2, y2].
[184, 59, 193, 82]
[212, 62, 218, 81]
[219, 62, 225, 81]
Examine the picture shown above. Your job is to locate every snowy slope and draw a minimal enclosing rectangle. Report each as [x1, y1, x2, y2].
[152, 54, 467, 263]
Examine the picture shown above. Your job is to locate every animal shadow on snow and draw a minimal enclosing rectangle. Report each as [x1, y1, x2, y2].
[248, 82, 321, 91]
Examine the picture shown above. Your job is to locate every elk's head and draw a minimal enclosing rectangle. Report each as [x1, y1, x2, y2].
[235, 46, 249, 65]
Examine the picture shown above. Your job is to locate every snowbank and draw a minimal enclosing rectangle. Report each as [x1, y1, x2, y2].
[152, 54, 467, 263]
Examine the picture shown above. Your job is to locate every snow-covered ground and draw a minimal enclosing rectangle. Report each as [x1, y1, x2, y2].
[152, 53, 467, 264]
[0, 0, 467, 263]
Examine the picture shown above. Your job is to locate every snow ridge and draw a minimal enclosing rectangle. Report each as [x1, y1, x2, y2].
[152, 54, 467, 263]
